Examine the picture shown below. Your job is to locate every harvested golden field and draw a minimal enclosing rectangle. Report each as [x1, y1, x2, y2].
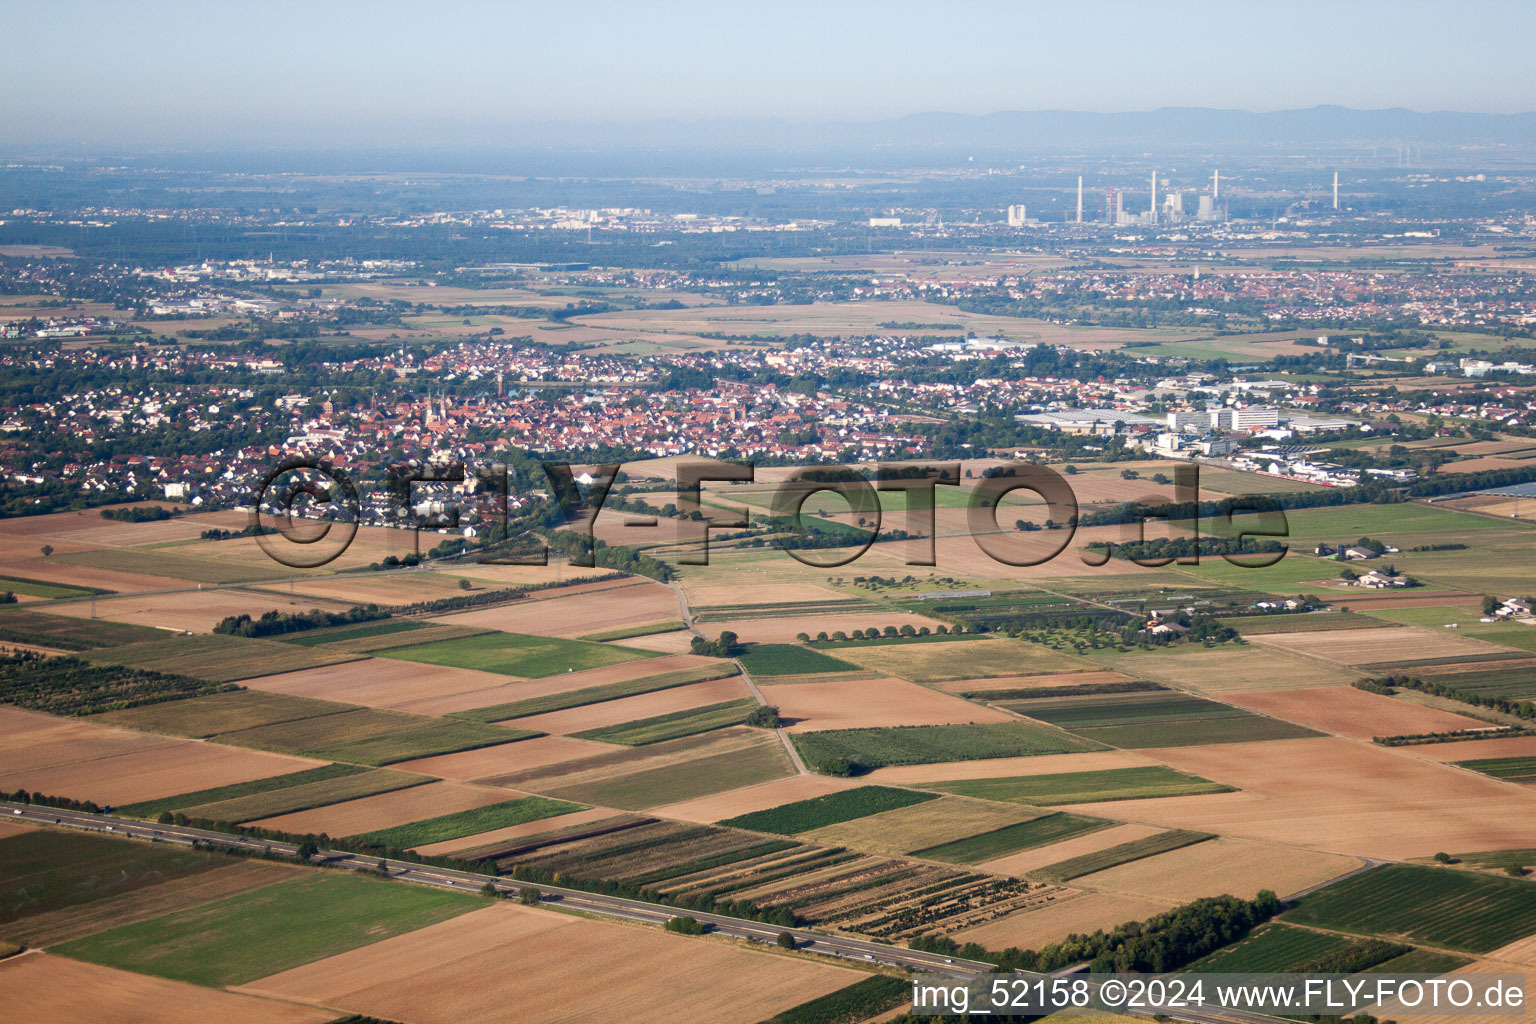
[1409, 736, 1536, 763]
[435, 581, 680, 638]
[0, 506, 211, 561]
[834, 637, 1095, 682]
[0, 706, 171, 773]
[1313, 588, 1483, 611]
[442, 564, 611, 588]
[1374, 959, 1530, 1024]
[1486, 933, 1536, 969]
[977, 824, 1166, 876]
[410, 806, 617, 857]
[864, 750, 1156, 785]
[512, 676, 751, 735]
[1071, 836, 1358, 902]
[244, 658, 513, 709]
[854, 518, 1169, 583]
[610, 629, 696, 653]
[685, 581, 852, 606]
[392, 652, 724, 717]
[394, 736, 616, 781]
[0, 953, 334, 1024]
[250, 780, 514, 837]
[0, 557, 176, 594]
[0, 741, 324, 807]
[1226, 686, 1487, 741]
[803, 795, 1041, 856]
[1253, 625, 1505, 665]
[1089, 644, 1360, 694]
[952, 889, 1174, 950]
[1070, 737, 1536, 859]
[647, 772, 862, 824]
[237, 902, 859, 1024]
[934, 671, 1137, 695]
[249, 572, 482, 606]
[761, 676, 1013, 733]
[47, 589, 349, 633]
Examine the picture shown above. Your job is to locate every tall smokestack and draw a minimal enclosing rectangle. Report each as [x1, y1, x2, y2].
[1076, 176, 1083, 223]
[1150, 171, 1158, 225]
[1333, 171, 1339, 211]
[1213, 169, 1219, 201]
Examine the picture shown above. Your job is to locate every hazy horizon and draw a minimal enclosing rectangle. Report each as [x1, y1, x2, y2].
[6, 0, 1536, 150]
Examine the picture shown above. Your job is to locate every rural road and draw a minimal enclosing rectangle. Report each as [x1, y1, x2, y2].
[5, 802, 1293, 1024]
[670, 578, 811, 775]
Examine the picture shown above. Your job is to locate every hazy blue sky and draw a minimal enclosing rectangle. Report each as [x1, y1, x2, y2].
[6, 0, 1533, 146]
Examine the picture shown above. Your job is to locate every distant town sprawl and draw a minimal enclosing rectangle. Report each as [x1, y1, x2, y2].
[5, 161, 1536, 534]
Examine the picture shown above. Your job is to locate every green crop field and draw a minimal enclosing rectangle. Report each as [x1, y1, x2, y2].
[305, 720, 540, 766]
[577, 619, 685, 642]
[1419, 667, 1536, 702]
[52, 872, 477, 986]
[1454, 755, 1536, 782]
[1003, 690, 1321, 747]
[89, 633, 361, 683]
[735, 644, 860, 676]
[1033, 829, 1214, 882]
[541, 738, 793, 810]
[353, 795, 585, 848]
[1285, 864, 1536, 952]
[1449, 849, 1536, 874]
[0, 830, 227, 930]
[1185, 924, 1363, 973]
[297, 622, 491, 654]
[910, 812, 1111, 864]
[95, 689, 350, 737]
[756, 975, 911, 1024]
[721, 786, 938, 834]
[0, 608, 162, 650]
[792, 721, 1102, 772]
[929, 766, 1234, 805]
[180, 769, 435, 823]
[572, 698, 758, 745]
[117, 763, 371, 818]
[217, 707, 539, 765]
[377, 629, 655, 677]
[0, 575, 102, 599]
[1365, 949, 1473, 974]
[280, 618, 432, 646]
[452, 664, 739, 722]
[835, 637, 1093, 681]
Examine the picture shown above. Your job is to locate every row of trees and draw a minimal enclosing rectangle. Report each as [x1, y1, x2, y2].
[1355, 675, 1536, 721]
[796, 624, 969, 643]
[213, 604, 389, 638]
[910, 890, 1282, 974]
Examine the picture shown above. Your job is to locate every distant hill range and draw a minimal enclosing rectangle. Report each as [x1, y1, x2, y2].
[515, 106, 1536, 152]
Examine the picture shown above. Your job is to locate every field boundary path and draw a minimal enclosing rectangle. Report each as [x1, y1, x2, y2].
[667, 579, 810, 772]
[736, 659, 810, 774]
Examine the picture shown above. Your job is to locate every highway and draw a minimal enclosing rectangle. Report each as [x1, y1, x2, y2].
[4, 801, 1289, 1023]
[0, 801, 989, 978]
